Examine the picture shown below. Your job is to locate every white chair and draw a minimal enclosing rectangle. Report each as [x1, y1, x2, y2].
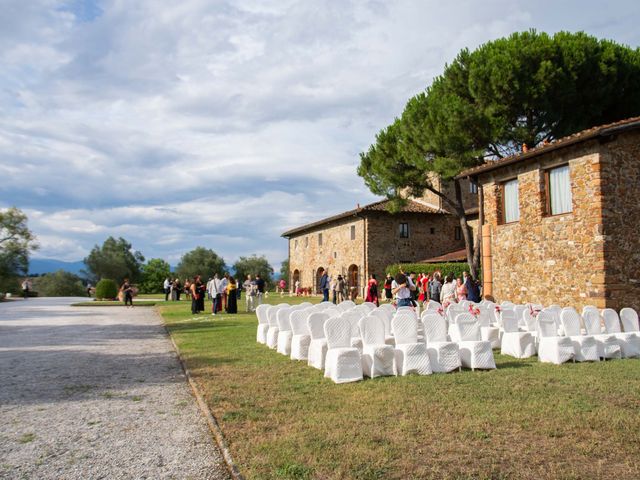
[454, 314, 496, 370]
[536, 311, 574, 364]
[500, 310, 536, 358]
[514, 305, 528, 329]
[266, 305, 281, 349]
[368, 309, 394, 346]
[359, 316, 395, 378]
[324, 306, 341, 318]
[560, 308, 599, 362]
[392, 314, 432, 375]
[341, 310, 365, 352]
[422, 313, 461, 373]
[256, 304, 270, 344]
[307, 312, 329, 370]
[479, 307, 500, 349]
[379, 303, 396, 315]
[324, 317, 363, 383]
[521, 309, 539, 340]
[362, 302, 377, 312]
[426, 299, 441, 311]
[582, 307, 621, 360]
[290, 309, 312, 361]
[545, 306, 563, 335]
[601, 308, 640, 358]
[620, 308, 640, 334]
[276, 307, 293, 355]
[338, 300, 356, 311]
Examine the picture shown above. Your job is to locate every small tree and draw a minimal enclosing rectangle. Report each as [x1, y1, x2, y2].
[175, 247, 226, 280]
[279, 259, 289, 284]
[84, 237, 144, 284]
[233, 255, 274, 287]
[0, 207, 38, 293]
[139, 258, 171, 294]
[35, 270, 85, 297]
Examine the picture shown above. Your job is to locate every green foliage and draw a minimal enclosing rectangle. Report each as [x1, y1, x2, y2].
[233, 254, 274, 286]
[385, 262, 474, 281]
[83, 237, 144, 284]
[95, 278, 118, 300]
[34, 270, 85, 297]
[175, 247, 226, 280]
[0, 207, 38, 292]
[139, 258, 171, 294]
[279, 258, 289, 282]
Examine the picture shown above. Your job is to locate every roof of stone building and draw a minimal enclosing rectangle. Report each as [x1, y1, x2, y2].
[420, 248, 468, 263]
[457, 116, 640, 179]
[281, 199, 443, 238]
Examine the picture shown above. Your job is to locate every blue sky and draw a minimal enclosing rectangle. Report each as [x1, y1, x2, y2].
[2, 0, 640, 269]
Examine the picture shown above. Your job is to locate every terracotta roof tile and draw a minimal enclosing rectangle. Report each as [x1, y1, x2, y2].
[458, 116, 640, 178]
[420, 248, 468, 263]
[281, 199, 444, 237]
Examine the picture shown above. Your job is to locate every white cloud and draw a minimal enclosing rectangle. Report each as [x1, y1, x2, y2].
[1, 0, 639, 270]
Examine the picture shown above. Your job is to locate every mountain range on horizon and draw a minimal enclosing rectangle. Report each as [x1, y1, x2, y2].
[29, 258, 86, 276]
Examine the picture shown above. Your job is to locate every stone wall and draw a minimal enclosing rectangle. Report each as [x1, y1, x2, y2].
[287, 216, 366, 293]
[600, 130, 640, 311]
[480, 140, 607, 309]
[366, 212, 466, 279]
[415, 173, 478, 212]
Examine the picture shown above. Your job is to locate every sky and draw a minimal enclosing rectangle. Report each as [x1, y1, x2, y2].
[2, 0, 640, 270]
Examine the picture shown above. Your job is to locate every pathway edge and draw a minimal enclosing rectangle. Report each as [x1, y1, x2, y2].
[162, 319, 245, 480]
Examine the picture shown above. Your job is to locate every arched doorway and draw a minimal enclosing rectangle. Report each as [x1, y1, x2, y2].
[292, 269, 300, 294]
[348, 264, 358, 300]
[315, 267, 325, 294]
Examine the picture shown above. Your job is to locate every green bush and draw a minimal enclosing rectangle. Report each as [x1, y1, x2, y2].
[34, 270, 85, 297]
[95, 279, 118, 300]
[385, 262, 477, 280]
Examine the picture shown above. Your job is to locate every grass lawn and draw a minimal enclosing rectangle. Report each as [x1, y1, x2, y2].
[159, 295, 640, 480]
[72, 300, 159, 307]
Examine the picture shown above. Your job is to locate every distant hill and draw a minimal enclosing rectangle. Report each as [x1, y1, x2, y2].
[29, 259, 86, 276]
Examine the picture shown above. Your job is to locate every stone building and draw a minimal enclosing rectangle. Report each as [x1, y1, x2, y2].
[459, 116, 640, 311]
[282, 199, 469, 296]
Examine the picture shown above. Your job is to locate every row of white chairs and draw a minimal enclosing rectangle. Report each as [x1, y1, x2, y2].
[422, 299, 640, 364]
[256, 301, 497, 383]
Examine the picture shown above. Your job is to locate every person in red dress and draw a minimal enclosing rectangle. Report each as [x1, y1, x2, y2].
[365, 274, 379, 306]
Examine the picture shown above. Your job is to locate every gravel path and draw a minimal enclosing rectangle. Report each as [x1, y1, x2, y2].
[0, 297, 230, 480]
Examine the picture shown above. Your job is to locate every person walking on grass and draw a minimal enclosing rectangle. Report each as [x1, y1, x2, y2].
[243, 274, 256, 313]
[190, 275, 201, 315]
[121, 278, 134, 308]
[220, 273, 229, 312]
[163, 277, 171, 301]
[209, 273, 222, 315]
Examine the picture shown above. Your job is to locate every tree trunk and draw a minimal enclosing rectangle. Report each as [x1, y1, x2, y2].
[452, 179, 478, 279]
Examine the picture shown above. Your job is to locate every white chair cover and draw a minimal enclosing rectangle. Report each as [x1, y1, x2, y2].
[602, 308, 640, 358]
[500, 310, 536, 358]
[337, 300, 356, 311]
[359, 317, 394, 378]
[478, 307, 500, 348]
[323, 317, 363, 383]
[422, 313, 460, 373]
[256, 304, 270, 344]
[583, 307, 621, 359]
[307, 312, 329, 370]
[620, 308, 640, 333]
[391, 314, 431, 375]
[276, 307, 293, 355]
[290, 309, 312, 361]
[266, 305, 282, 349]
[537, 311, 574, 364]
[454, 314, 496, 370]
[560, 308, 599, 362]
[341, 310, 365, 352]
[368, 309, 394, 346]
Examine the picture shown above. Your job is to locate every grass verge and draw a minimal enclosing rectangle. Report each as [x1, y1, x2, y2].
[160, 295, 640, 479]
[72, 300, 158, 307]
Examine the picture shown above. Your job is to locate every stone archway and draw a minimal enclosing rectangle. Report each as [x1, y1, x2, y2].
[348, 264, 359, 300]
[315, 267, 325, 294]
[292, 269, 300, 293]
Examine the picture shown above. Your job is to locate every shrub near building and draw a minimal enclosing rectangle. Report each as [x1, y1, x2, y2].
[386, 262, 475, 280]
[95, 279, 118, 300]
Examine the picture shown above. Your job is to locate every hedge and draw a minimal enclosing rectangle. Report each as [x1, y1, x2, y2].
[95, 278, 118, 300]
[385, 262, 477, 280]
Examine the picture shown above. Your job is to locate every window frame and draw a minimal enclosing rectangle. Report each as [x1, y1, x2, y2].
[454, 226, 462, 240]
[399, 222, 410, 239]
[350, 225, 356, 240]
[544, 164, 573, 217]
[501, 177, 520, 224]
[318, 233, 323, 246]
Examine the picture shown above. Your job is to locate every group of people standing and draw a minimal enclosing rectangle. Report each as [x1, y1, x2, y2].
[368, 270, 481, 307]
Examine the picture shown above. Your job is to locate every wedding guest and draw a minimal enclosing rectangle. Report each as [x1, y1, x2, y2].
[226, 276, 238, 314]
[190, 276, 200, 314]
[319, 270, 329, 302]
[384, 274, 393, 302]
[255, 274, 265, 306]
[336, 275, 345, 304]
[184, 279, 192, 301]
[220, 273, 229, 311]
[243, 275, 255, 312]
[391, 272, 414, 307]
[121, 278, 134, 308]
[365, 274, 379, 306]
[163, 277, 171, 301]
[440, 275, 456, 304]
[456, 277, 467, 302]
[278, 278, 286, 296]
[209, 273, 222, 315]
[428, 273, 442, 302]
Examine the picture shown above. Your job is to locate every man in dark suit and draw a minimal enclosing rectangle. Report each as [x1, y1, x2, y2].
[319, 270, 329, 302]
